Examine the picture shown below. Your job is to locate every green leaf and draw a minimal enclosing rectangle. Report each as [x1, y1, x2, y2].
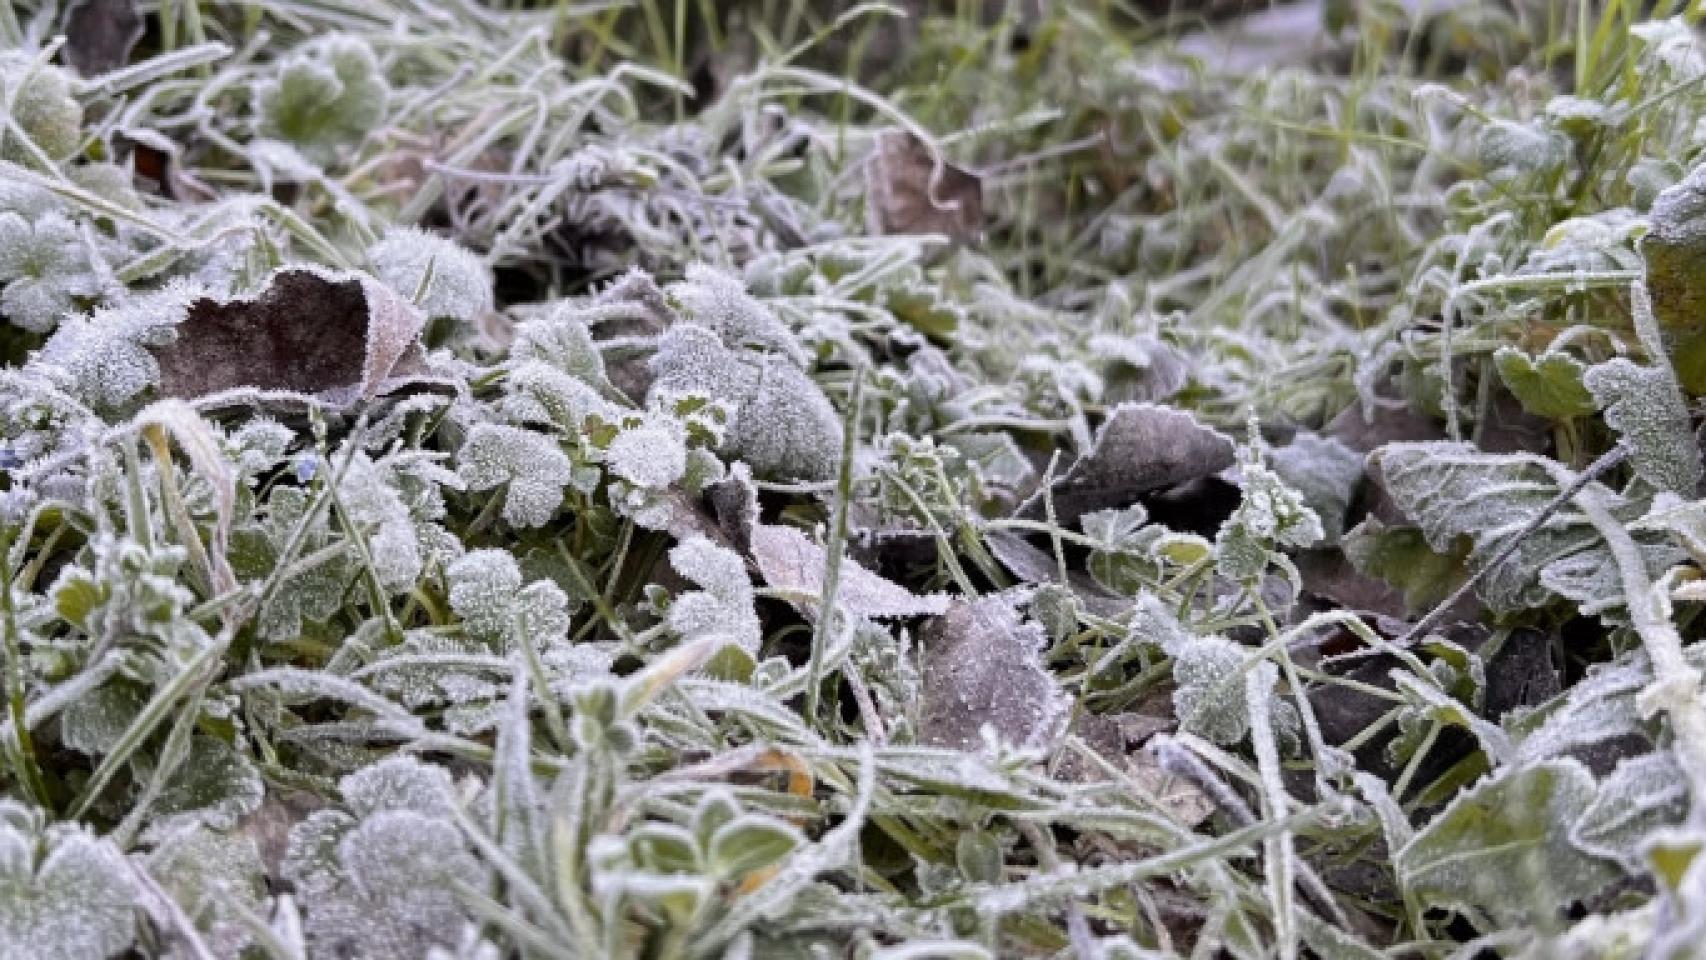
[708, 814, 804, 877]
[1495, 348, 1597, 420]
[1585, 356, 1703, 495]
[1397, 759, 1617, 926]
[629, 823, 702, 874]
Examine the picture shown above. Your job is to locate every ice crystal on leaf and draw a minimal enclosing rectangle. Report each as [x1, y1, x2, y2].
[667, 536, 762, 655]
[32, 282, 200, 413]
[445, 550, 575, 658]
[457, 423, 573, 528]
[0, 211, 100, 333]
[369, 227, 492, 324]
[1216, 460, 1324, 581]
[1585, 354, 1703, 495]
[0, 802, 138, 960]
[668, 263, 806, 364]
[649, 323, 841, 481]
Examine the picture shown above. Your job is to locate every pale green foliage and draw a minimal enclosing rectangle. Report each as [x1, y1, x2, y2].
[457, 423, 574, 528]
[257, 37, 389, 162]
[1496, 347, 1598, 420]
[1216, 460, 1323, 580]
[0, 54, 84, 162]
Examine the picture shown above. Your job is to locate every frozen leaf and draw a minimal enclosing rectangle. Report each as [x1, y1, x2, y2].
[340, 755, 456, 819]
[1397, 759, 1617, 926]
[706, 813, 804, 878]
[0, 54, 84, 163]
[456, 423, 573, 528]
[649, 323, 841, 481]
[606, 416, 688, 489]
[147, 825, 266, 960]
[0, 211, 99, 333]
[447, 549, 524, 644]
[1572, 751, 1689, 872]
[511, 306, 612, 396]
[1644, 160, 1706, 336]
[368, 227, 492, 324]
[1585, 356, 1703, 495]
[1476, 120, 1568, 179]
[146, 266, 437, 409]
[919, 593, 1069, 751]
[1632, 18, 1706, 81]
[668, 536, 762, 655]
[750, 523, 949, 619]
[1216, 460, 1324, 579]
[669, 263, 806, 363]
[1495, 348, 1598, 421]
[1371, 442, 1670, 613]
[1172, 635, 1257, 746]
[153, 735, 266, 831]
[61, 0, 144, 76]
[338, 451, 424, 591]
[865, 129, 984, 242]
[59, 681, 145, 756]
[1020, 403, 1236, 525]
[258, 37, 389, 162]
[0, 804, 138, 959]
[1266, 432, 1363, 544]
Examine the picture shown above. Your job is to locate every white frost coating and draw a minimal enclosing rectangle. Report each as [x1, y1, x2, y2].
[749, 523, 949, 619]
[369, 226, 492, 324]
[0, 802, 139, 960]
[456, 423, 573, 528]
[0, 210, 99, 333]
[339, 452, 425, 591]
[340, 755, 457, 818]
[32, 280, 201, 411]
[667, 536, 762, 655]
[447, 549, 523, 642]
[668, 263, 806, 364]
[606, 417, 688, 489]
[648, 323, 841, 482]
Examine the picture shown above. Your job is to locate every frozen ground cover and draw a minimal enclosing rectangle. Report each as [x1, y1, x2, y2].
[2, 0, 1706, 957]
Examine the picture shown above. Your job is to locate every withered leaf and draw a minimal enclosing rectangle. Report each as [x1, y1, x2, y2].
[149, 266, 442, 411]
[1020, 403, 1237, 525]
[750, 523, 949, 620]
[865, 129, 984, 243]
[920, 592, 1069, 752]
[62, 0, 144, 76]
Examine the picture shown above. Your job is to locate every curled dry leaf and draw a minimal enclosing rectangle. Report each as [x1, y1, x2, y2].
[1020, 402, 1236, 525]
[919, 592, 1069, 752]
[148, 266, 446, 411]
[865, 129, 984, 243]
[750, 523, 949, 620]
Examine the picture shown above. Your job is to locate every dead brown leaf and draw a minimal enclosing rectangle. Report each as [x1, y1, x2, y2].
[149, 266, 447, 411]
[865, 129, 984, 243]
[62, 0, 143, 76]
[919, 592, 1068, 752]
[1020, 402, 1236, 526]
[751, 523, 949, 620]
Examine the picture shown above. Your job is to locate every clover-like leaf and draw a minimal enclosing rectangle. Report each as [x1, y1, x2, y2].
[258, 37, 389, 162]
[667, 536, 761, 655]
[457, 423, 573, 528]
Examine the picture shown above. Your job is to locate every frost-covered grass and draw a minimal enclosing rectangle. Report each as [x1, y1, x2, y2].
[2, 1, 1706, 957]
